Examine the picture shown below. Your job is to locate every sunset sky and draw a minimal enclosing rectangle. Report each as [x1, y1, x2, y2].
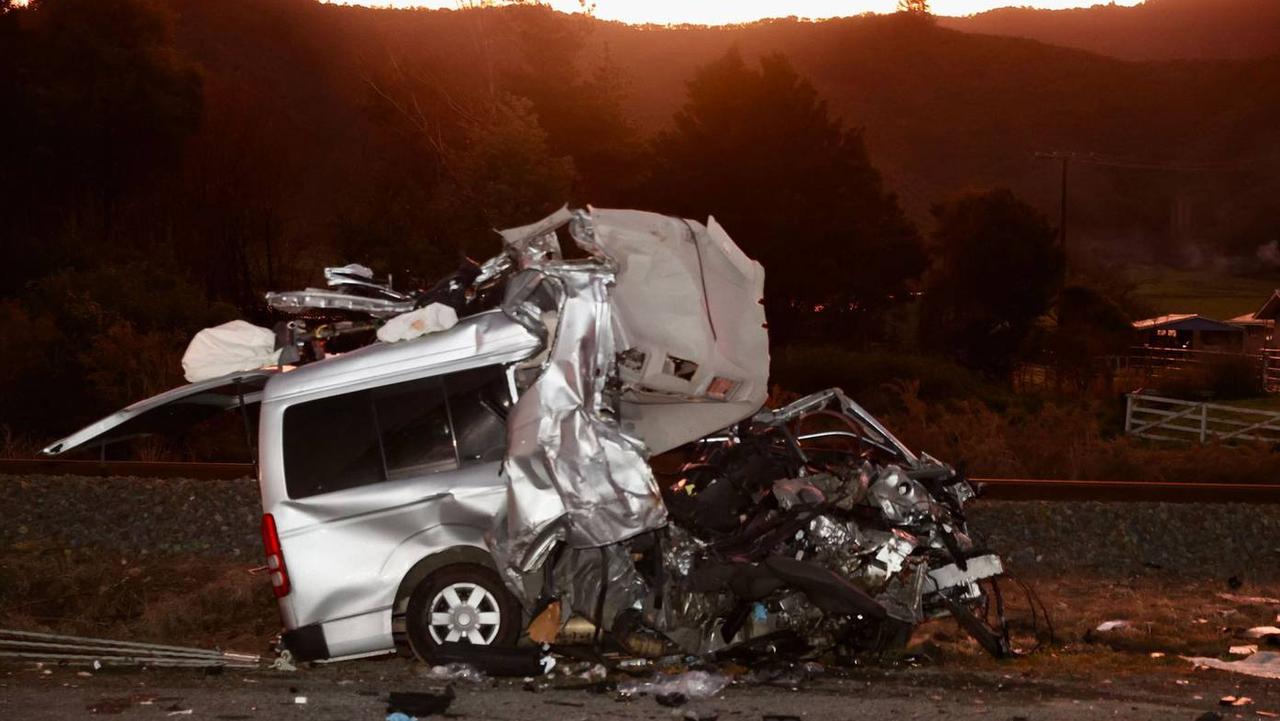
[333, 1, 1144, 25]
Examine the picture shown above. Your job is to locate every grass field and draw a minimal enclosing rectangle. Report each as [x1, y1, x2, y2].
[1125, 265, 1276, 320]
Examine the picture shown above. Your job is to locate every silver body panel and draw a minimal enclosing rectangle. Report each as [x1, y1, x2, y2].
[257, 310, 541, 657]
[41, 370, 276, 456]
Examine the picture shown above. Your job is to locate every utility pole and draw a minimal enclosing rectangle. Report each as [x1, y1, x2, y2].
[1034, 151, 1071, 249]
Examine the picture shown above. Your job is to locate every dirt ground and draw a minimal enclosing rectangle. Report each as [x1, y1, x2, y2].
[3, 480, 1280, 718]
[3, 550, 1276, 660]
[3, 554, 1279, 719]
[3, 647, 1280, 721]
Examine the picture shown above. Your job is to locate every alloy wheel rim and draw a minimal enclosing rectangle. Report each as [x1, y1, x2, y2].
[426, 582, 502, 645]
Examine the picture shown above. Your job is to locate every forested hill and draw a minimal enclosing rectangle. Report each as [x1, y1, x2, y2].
[939, 0, 1280, 61]
[4, 0, 1279, 438]
[166, 1, 1280, 252]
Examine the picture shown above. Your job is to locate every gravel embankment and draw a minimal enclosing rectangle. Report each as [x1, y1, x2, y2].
[0, 474, 261, 557]
[967, 500, 1280, 578]
[3, 474, 1279, 577]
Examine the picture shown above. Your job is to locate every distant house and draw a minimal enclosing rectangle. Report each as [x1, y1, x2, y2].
[1229, 289, 1279, 354]
[1132, 314, 1244, 352]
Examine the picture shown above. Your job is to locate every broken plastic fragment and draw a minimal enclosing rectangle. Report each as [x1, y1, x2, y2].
[419, 663, 487, 684]
[617, 670, 729, 701]
[1183, 652, 1280, 680]
[376, 303, 459, 343]
[387, 688, 456, 717]
[1245, 626, 1280, 641]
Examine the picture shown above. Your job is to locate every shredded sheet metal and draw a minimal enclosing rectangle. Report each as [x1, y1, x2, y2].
[588, 209, 769, 454]
[1183, 651, 1280, 680]
[494, 263, 666, 582]
[488, 208, 770, 606]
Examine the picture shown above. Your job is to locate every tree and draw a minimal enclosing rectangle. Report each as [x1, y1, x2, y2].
[647, 49, 924, 343]
[504, 7, 640, 205]
[920, 189, 1065, 375]
[0, 0, 202, 293]
[362, 46, 574, 267]
[1037, 285, 1132, 391]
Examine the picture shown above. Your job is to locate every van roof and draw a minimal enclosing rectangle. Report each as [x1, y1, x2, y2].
[262, 309, 541, 404]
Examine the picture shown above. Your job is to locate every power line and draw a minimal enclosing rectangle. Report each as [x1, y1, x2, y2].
[1034, 151, 1266, 173]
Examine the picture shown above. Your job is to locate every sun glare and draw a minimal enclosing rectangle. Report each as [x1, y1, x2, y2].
[327, 1, 1144, 25]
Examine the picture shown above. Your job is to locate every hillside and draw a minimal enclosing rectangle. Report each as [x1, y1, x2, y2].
[164, 2, 1280, 260]
[940, 0, 1280, 61]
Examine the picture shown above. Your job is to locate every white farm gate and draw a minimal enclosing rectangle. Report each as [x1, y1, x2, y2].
[1125, 393, 1280, 444]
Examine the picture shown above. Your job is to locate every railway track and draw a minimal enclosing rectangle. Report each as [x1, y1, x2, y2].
[3, 458, 1279, 503]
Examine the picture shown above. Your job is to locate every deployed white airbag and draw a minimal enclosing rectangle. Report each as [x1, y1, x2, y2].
[181, 320, 281, 383]
[375, 303, 459, 343]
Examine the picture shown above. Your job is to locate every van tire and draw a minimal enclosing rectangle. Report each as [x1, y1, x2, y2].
[405, 563, 521, 662]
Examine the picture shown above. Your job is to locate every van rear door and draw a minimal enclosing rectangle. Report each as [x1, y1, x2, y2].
[42, 370, 276, 456]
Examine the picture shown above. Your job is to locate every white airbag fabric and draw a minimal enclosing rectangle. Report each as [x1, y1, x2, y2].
[181, 320, 281, 382]
[376, 303, 459, 343]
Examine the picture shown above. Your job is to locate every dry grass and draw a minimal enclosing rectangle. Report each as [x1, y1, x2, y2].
[0, 549, 279, 652]
[878, 381, 1280, 483]
[5, 548, 1270, 679]
[910, 569, 1280, 676]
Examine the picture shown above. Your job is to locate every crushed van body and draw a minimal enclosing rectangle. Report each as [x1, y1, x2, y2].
[42, 206, 1010, 663]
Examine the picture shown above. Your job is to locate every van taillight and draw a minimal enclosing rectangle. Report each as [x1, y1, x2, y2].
[261, 513, 290, 598]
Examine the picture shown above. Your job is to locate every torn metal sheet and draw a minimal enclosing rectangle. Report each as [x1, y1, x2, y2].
[1183, 651, 1280, 680]
[487, 208, 770, 621]
[634, 386, 1010, 656]
[587, 209, 769, 454]
[492, 262, 666, 586]
[40, 370, 276, 456]
[265, 288, 415, 317]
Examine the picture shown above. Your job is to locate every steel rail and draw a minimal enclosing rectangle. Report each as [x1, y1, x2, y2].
[0, 651, 258, 668]
[0, 629, 257, 660]
[0, 639, 247, 662]
[972, 477, 1280, 503]
[3, 459, 1280, 502]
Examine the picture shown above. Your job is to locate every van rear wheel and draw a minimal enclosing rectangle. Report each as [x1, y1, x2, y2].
[405, 564, 521, 662]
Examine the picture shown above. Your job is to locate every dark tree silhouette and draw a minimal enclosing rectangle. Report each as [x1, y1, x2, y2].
[648, 49, 924, 343]
[504, 6, 640, 205]
[920, 189, 1065, 374]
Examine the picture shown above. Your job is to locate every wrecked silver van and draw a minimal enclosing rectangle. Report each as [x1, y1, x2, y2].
[43, 207, 1009, 665]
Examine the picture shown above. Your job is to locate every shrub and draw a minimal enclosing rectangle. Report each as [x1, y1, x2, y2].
[770, 345, 1009, 415]
[876, 382, 1280, 484]
[1155, 355, 1263, 401]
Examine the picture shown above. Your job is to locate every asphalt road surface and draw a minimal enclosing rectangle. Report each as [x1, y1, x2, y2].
[3, 656, 1277, 721]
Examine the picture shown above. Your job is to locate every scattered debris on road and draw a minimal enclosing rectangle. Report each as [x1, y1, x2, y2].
[1216, 593, 1280, 605]
[1184, 651, 1280, 680]
[1096, 620, 1130, 632]
[1246, 626, 1280, 644]
[617, 670, 729, 702]
[386, 688, 456, 717]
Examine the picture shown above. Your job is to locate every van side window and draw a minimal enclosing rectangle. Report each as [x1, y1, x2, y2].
[282, 391, 384, 499]
[445, 366, 511, 465]
[374, 378, 456, 480]
[282, 377, 457, 499]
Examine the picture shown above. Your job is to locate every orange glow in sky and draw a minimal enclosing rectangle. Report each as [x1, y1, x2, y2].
[331, 1, 1144, 25]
